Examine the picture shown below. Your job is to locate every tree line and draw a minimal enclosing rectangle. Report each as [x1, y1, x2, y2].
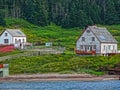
[0, 0, 120, 28]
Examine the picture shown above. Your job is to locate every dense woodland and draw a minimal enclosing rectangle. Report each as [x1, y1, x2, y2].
[0, 0, 120, 28]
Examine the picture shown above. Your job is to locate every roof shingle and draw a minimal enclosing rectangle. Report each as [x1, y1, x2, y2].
[6, 29, 26, 37]
[88, 26, 117, 43]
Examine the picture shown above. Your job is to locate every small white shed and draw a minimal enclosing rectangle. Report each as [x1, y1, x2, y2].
[0, 29, 26, 49]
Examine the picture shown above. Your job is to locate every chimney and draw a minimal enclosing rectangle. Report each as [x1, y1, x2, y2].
[92, 24, 97, 28]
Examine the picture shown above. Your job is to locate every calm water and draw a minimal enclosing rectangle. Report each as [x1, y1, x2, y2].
[0, 80, 120, 90]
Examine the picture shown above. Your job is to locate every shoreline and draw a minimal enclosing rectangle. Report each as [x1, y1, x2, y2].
[0, 74, 119, 82]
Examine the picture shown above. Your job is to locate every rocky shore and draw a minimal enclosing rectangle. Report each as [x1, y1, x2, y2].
[0, 74, 119, 82]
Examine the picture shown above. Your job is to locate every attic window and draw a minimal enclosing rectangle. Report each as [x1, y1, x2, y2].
[16, 31, 22, 35]
[87, 30, 90, 33]
[5, 33, 7, 37]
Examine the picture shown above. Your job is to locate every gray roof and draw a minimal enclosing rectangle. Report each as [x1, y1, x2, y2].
[6, 29, 26, 37]
[88, 26, 117, 43]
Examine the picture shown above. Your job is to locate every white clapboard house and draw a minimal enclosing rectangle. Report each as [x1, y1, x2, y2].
[0, 29, 26, 49]
[76, 26, 118, 55]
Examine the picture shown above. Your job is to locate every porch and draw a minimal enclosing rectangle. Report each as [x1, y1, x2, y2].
[75, 50, 96, 55]
[75, 45, 96, 55]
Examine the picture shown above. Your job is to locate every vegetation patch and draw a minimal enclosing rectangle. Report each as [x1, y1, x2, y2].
[0, 54, 120, 75]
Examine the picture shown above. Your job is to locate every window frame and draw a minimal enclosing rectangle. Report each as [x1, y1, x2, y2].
[5, 33, 8, 37]
[18, 39, 21, 43]
[80, 45, 83, 49]
[4, 39, 9, 44]
[108, 45, 111, 50]
[82, 37, 85, 41]
[93, 45, 96, 49]
[23, 39, 25, 42]
[92, 37, 95, 41]
[87, 30, 90, 33]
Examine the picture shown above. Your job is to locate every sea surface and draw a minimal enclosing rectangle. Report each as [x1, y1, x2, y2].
[0, 80, 120, 90]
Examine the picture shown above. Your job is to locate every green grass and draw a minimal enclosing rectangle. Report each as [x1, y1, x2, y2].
[77, 68, 105, 75]
[0, 18, 120, 75]
[0, 54, 120, 75]
[0, 50, 24, 57]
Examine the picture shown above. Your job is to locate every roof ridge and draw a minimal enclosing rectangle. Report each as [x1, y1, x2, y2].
[87, 26, 117, 43]
[6, 29, 26, 37]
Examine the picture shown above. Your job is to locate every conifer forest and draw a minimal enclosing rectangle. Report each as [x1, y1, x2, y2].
[0, 0, 120, 28]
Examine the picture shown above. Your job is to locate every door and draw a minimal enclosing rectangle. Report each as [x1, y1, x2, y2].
[0, 71, 3, 77]
[87, 45, 92, 52]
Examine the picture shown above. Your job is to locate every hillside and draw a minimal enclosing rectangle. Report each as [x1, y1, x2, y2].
[1, 18, 120, 50]
[0, 18, 120, 75]
[1, 18, 83, 52]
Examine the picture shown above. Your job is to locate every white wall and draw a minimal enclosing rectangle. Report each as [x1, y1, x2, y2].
[13, 37, 26, 43]
[0, 31, 13, 45]
[101, 43, 117, 54]
[76, 28, 100, 53]
[13, 37, 26, 49]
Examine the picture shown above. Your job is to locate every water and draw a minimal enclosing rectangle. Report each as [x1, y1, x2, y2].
[0, 80, 120, 90]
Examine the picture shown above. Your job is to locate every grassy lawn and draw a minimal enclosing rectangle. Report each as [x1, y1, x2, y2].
[0, 54, 120, 75]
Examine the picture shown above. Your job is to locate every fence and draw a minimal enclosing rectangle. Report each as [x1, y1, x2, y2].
[0, 46, 65, 61]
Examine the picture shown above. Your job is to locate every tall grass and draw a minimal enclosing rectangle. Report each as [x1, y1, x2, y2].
[0, 54, 120, 75]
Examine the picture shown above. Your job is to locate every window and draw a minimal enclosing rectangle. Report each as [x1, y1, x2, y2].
[99, 35, 106, 40]
[93, 45, 96, 49]
[87, 30, 90, 33]
[15, 39, 17, 43]
[92, 37, 95, 41]
[5, 33, 7, 37]
[16, 31, 22, 35]
[18, 39, 21, 42]
[23, 39, 25, 42]
[104, 45, 106, 50]
[108, 45, 111, 50]
[82, 37, 85, 41]
[4, 39, 9, 43]
[113, 45, 115, 50]
[80, 45, 83, 49]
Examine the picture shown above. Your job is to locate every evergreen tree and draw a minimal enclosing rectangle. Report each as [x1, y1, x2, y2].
[88, 1, 102, 24]
[22, 0, 35, 24]
[105, 0, 119, 24]
[68, 0, 93, 28]
[34, 0, 49, 26]
[0, 10, 6, 26]
[114, 0, 120, 24]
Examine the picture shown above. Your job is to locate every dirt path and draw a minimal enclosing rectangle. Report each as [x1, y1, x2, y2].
[0, 74, 119, 82]
[0, 48, 64, 61]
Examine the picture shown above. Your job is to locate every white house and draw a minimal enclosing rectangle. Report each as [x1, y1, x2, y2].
[76, 26, 118, 55]
[0, 29, 26, 49]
